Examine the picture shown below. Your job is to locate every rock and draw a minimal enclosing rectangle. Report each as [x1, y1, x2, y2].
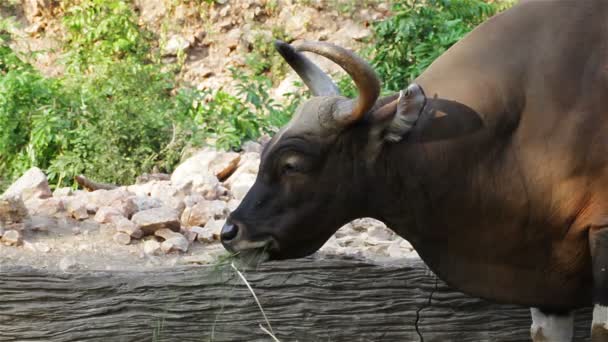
[204, 219, 225, 241]
[127, 181, 187, 213]
[86, 188, 131, 210]
[241, 141, 262, 153]
[59, 256, 78, 272]
[94, 206, 123, 224]
[2, 167, 52, 201]
[68, 201, 88, 220]
[53, 187, 73, 197]
[111, 197, 138, 218]
[154, 228, 182, 240]
[34, 242, 51, 253]
[134, 0, 166, 25]
[368, 225, 394, 241]
[0, 196, 28, 225]
[26, 197, 64, 216]
[337, 21, 372, 41]
[228, 173, 256, 200]
[143, 239, 161, 255]
[170, 149, 226, 190]
[132, 207, 180, 235]
[112, 216, 144, 239]
[181, 200, 228, 227]
[181, 228, 198, 243]
[227, 199, 240, 211]
[113, 232, 131, 245]
[1, 230, 22, 246]
[131, 196, 164, 212]
[72, 227, 81, 235]
[161, 237, 189, 253]
[192, 226, 214, 243]
[183, 194, 205, 208]
[163, 35, 190, 56]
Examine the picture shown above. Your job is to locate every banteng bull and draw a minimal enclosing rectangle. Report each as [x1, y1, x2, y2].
[220, 1, 608, 340]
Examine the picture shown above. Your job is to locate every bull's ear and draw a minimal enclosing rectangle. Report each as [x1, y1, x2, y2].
[406, 97, 483, 143]
[368, 84, 483, 144]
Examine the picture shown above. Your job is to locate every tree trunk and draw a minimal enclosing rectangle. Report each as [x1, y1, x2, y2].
[0, 257, 592, 342]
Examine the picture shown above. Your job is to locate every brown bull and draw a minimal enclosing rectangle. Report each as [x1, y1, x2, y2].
[220, 1, 608, 340]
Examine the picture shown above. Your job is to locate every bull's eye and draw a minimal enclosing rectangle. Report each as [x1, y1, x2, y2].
[282, 162, 298, 175]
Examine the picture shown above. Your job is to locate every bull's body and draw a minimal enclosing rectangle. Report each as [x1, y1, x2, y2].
[396, 0, 606, 309]
[221, 1, 608, 340]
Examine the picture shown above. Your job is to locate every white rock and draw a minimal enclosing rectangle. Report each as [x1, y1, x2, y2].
[163, 35, 190, 56]
[227, 199, 240, 211]
[154, 227, 183, 240]
[86, 188, 131, 209]
[113, 232, 131, 245]
[25, 197, 64, 216]
[0, 196, 28, 224]
[204, 219, 225, 241]
[181, 200, 228, 227]
[143, 239, 161, 255]
[241, 141, 262, 153]
[131, 207, 180, 235]
[181, 228, 197, 243]
[53, 187, 73, 197]
[229, 173, 256, 200]
[160, 236, 189, 253]
[132, 196, 163, 212]
[1, 229, 22, 246]
[170, 149, 222, 190]
[184, 194, 205, 208]
[368, 225, 394, 241]
[112, 216, 143, 239]
[35, 242, 51, 253]
[1, 167, 52, 201]
[192, 226, 214, 243]
[111, 196, 138, 218]
[94, 206, 123, 224]
[69, 203, 89, 220]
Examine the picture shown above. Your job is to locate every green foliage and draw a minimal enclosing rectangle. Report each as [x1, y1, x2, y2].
[0, 0, 300, 191]
[0, 0, 513, 192]
[244, 27, 292, 83]
[370, 0, 507, 92]
[61, 0, 152, 71]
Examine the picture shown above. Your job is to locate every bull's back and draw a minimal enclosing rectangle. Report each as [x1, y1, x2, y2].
[405, 0, 608, 309]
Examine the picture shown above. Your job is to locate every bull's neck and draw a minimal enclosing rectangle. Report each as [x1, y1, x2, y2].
[362, 134, 506, 247]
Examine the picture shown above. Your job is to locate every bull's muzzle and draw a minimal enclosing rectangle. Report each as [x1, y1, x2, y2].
[220, 219, 241, 252]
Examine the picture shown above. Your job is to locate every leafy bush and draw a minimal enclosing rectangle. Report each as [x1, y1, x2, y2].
[0, 0, 299, 191]
[0, 0, 513, 192]
[370, 0, 508, 92]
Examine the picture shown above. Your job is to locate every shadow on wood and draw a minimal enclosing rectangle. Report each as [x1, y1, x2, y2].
[0, 257, 592, 341]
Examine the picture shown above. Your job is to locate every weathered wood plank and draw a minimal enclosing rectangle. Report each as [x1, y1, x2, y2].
[0, 257, 593, 342]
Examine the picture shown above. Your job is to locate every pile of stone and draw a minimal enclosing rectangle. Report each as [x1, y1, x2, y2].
[0, 140, 417, 262]
[0, 144, 262, 255]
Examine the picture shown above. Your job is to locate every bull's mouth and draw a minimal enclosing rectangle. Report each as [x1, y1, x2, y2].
[223, 235, 279, 264]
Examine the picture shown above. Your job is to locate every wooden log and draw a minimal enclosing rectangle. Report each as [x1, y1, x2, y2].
[0, 257, 593, 341]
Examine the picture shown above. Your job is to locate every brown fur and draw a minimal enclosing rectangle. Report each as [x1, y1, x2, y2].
[226, 0, 608, 312]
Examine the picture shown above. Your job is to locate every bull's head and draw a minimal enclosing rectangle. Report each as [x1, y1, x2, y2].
[221, 41, 482, 260]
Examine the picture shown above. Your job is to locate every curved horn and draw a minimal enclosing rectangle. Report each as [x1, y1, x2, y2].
[294, 41, 381, 125]
[274, 40, 340, 96]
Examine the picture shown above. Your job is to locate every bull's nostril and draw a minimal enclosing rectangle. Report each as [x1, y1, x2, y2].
[221, 222, 239, 241]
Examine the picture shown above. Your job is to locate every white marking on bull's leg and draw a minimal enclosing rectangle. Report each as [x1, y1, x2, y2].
[593, 305, 608, 328]
[530, 308, 574, 342]
[592, 305, 608, 340]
